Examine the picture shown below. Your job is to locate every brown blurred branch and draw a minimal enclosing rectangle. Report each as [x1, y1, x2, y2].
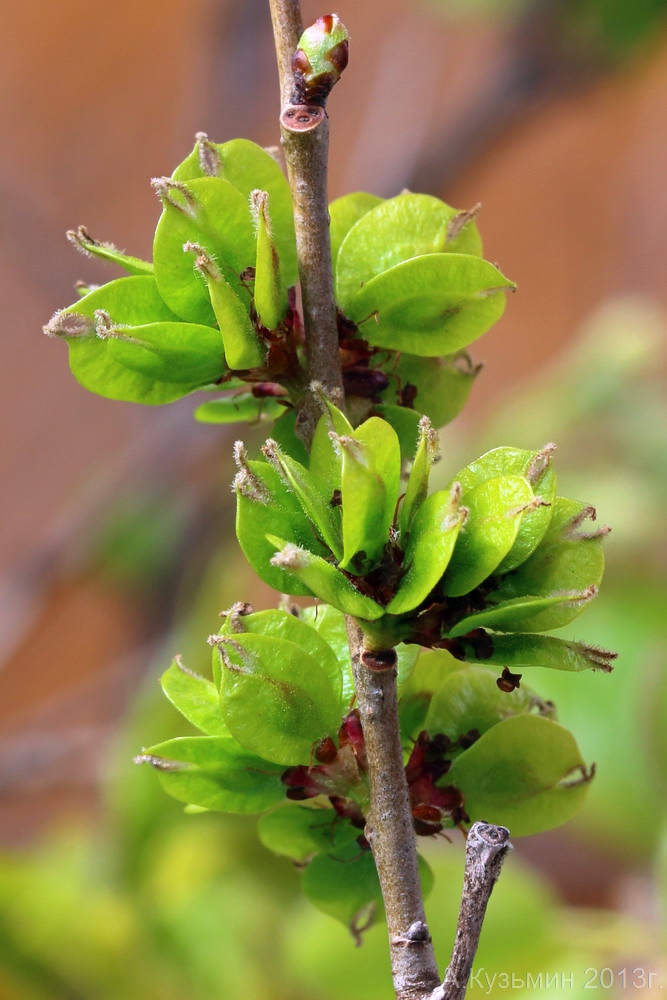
[408, 0, 604, 194]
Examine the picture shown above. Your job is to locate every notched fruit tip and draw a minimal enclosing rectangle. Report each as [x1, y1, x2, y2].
[481, 282, 517, 297]
[232, 466, 272, 504]
[446, 202, 481, 242]
[270, 543, 308, 570]
[558, 762, 596, 789]
[562, 585, 598, 608]
[216, 637, 253, 675]
[183, 241, 221, 281]
[220, 608, 253, 633]
[43, 310, 94, 339]
[261, 438, 282, 469]
[66, 224, 115, 257]
[454, 351, 483, 377]
[310, 378, 345, 409]
[417, 414, 440, 459]
[233, 440, 248, 468]
[574, 641, 617, 672]
[526, 442, 557, 485]
[442, 506, 467, 533]
[134, 753, 187, 771]
[563, 505, 610, 541]
[507, 495, 551, 519]
[250, 188, 270, 226]
[151, 176, 198, 217]
[334, 434, 365, 464]
[93, 309, 115, 339]
[232, 440, 273, 502]
[220, 601, 254, 622]
[194, 131, 221, 177]
[173, 654, 206, 681]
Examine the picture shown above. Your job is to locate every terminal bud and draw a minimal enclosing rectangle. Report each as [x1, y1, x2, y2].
[291, 14, 349, 106]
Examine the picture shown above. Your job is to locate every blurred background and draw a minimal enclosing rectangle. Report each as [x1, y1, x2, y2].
[1, 0, 667, 996]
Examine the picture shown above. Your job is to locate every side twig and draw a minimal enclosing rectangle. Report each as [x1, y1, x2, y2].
[431, 822, 512, 1000]
[268, 0, 344, 445]
[347, 620, 441, 1000]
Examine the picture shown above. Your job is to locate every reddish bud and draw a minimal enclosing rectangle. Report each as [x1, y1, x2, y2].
[281, 764, 323, 799]
[290, 14, 349, 106]
[314, 736, 338, 764]
[329, 794, 366, 829]
[251, 382, 288, 399]
[338, 710, 366, 769]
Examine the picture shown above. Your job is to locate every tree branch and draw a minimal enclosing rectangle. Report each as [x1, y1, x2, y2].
[268, 6, 441, 984]
[430, 823, 512, 1000]
[268, 0, 344, 445]
[347, 619, 441, 1000]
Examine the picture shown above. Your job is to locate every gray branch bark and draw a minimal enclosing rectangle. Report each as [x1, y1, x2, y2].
[347, 620, 441, 1000]
[431, 822, 512, 1000]
[268, 0, 344, 446]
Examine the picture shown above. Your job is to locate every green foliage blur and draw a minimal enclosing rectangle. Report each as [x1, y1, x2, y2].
[2, 295, 665, 998]
[428, 0, 667, 63]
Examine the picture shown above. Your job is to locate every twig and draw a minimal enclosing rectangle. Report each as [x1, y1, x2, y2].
[431, 822, 512, 1000]
[268, 0, 344, 445]
[268, 0, 302, 106]
[347, 619, 441, 1000]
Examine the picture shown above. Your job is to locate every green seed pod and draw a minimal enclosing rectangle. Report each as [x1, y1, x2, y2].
[250, 190, 289, 330]
[388, 485, 465, 615]
[233, 444, 324, 597]
[440, 476, 536, 597]
[399, 415, 440, 536]
[66, 225, 154, 277]
[337, 417, 401, 574]
[262, 438, 343, 560]
[268, 537, 385, 621]
[291, 14, 349, 106]
[309, 393, 354, 498]
[184, 242, 265, 370]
